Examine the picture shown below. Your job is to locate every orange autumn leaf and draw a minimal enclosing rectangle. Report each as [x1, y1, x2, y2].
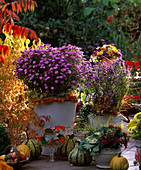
[4, 9, 20, 24]
[40, 100, 45, 104]
[45, 97, 54, 104]
[11, 2, 17, 12]
[0, 0, 38, 30]
[35, 102, 40, 106]
[0, 45, 11, 57]
[0, 0, 6, 3]
[60, 98, 64, 102]
[65, 96, 69, 100]
[4, 23, 37, 40]
[0, 55, 5, 65]
[57, 98, 61, 102]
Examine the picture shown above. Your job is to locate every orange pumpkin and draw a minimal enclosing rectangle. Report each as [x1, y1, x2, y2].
[110, 152, 129, 170]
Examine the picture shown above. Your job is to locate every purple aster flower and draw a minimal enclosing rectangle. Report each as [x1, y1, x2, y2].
[55, 80, 58, 83]
[51, 86, 54, 90]
[72, 80, 75, 83]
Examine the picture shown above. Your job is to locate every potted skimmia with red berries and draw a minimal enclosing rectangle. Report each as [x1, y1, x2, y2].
[79, 125, 129, 169]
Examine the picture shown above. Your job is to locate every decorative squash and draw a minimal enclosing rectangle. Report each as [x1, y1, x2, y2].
[68, 145, 92, 166]
[110, 152, 129, 170]
[20, 129, 42, 160]
[17, 144, 30, 159]
[0, 157, 13, 170]
[57, 134, 76, 158]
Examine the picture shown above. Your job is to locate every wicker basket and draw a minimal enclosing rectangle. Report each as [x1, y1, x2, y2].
[4, 145, 29, 169]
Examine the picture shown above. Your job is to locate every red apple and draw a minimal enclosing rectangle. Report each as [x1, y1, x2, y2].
[20, 154, 26, 161]
[9, 152, 17, 160]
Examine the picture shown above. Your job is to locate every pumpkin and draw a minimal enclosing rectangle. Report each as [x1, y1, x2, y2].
[110, 152, 129, 170]
[68, 145, 92, 166]
[20, 129, 42, 160]
[17, 144, 30, 159]
[57, 134, 76, 158]
[0, 158, 13, 170]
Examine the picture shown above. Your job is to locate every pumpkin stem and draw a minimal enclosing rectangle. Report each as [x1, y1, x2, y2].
[118, 152, 121, 157]
[25, 127, 30, 143]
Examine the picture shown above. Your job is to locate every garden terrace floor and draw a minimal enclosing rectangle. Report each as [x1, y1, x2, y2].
[20, 123, 140, 170]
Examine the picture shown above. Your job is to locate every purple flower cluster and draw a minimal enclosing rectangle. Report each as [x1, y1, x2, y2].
[14, 44, 88, 95]
[84, 58, 130, 114]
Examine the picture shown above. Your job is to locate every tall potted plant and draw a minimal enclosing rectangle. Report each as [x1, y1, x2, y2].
[81, 44, 130, 127]
[14, 44, 88, 129]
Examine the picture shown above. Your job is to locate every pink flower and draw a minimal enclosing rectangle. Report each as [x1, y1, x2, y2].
[68, 70, 71, 74]
[72, 80, 75, 83]
[51, 86, 54, 90]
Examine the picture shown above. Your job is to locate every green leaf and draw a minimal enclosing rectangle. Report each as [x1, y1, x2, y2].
[40, 94, 44, 99]
[127, 120, 137, 131]
[83, 7, 94, 18]
[90, 146, 100, 155]
[103, 0, 109, 6]
[31, 92, 40, 98]
[83, 143, 94, 150]
[111, 3, 119, 9]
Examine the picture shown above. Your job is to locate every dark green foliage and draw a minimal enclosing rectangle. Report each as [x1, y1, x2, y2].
[14, 0, 140, 60]
[75, 103, 93, 132]
[0, 125, 11, 155]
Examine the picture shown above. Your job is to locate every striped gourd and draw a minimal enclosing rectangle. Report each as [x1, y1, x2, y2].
[57, 136, 76, 157]
[20, 129, 42, 160]
[68, 146, 92, 166]
[21, 139, 42, 160]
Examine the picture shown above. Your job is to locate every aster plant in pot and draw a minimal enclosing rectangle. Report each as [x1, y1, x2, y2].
[14, 44, 89, 132]
[81, 44, 131, 127]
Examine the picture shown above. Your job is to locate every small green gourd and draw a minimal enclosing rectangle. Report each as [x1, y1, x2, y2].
[68, 144, 92, 166]
[20, 129, 42, 160]
[57, 134, 76, 158]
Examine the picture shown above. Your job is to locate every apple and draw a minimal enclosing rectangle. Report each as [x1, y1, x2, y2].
[9, 152, 17, 160]
[20, 154, 26, 161]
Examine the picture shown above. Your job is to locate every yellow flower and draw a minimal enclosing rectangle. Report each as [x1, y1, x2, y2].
[98, 50, 104, 55]
[107, 48, 113, 55]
